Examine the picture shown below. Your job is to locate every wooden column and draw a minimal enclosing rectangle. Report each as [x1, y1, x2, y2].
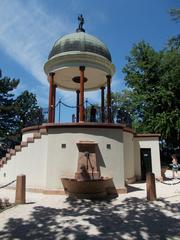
[48, 72, 55, 123]
[76, 90, 80, 122]
[106, 75, 112, 123]
[100, 87, 105, 122]
[79, 66, 85, 122]
[52, 84, 57, 123]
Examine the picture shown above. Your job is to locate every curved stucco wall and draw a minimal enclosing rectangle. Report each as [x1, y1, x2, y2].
[0, 126, 125, 191]
[123, 131, 135, 180]
[0, 124, 162, 192]
[46, 127, 125, 190]
[0, 135, 48, 189]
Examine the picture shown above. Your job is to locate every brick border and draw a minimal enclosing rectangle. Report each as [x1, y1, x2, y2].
[3, 185, 127, 195]
[22, 123, 160, 138]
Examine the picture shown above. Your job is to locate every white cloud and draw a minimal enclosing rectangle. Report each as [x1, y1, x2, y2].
[12, 81, 28, 96]
[0, 0, 121, 107]
[0, 0, 73, 86]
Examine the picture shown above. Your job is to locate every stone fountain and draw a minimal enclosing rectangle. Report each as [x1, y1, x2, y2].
[61, 141, 118, 199]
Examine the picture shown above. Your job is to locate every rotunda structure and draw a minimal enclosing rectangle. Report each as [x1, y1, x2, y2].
[0, 16, 161, 197]
[44, 17, 115, 123]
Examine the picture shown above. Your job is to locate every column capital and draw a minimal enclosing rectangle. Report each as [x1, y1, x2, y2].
[106, 75, 111, 80]
[49, 72, 55, 77]
[100, 86, 105, 90]
[76, 89, 80, 93]
[79, 66, 85, 71]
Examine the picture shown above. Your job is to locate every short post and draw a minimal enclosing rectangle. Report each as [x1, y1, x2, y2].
[15, 175, 26, 204]
[146, 172, 157, 201]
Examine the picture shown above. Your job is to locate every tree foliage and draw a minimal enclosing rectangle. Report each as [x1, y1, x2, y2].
[122, 40, 180, 147]
[0, 77, 19, 152]
[0, 73, 44, 157]
[170, 8, 180, 21]
[111, 90, 133, 127]
[15, 90, 44, 130]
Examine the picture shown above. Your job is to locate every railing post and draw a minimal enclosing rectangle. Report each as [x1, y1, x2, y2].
[146, 172, 157, 201]
[100, 86, 105, 123]
[106, 75, 112, 123]
[15, 175, 26, 204]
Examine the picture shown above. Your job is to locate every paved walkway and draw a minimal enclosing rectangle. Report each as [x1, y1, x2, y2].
[0, 172, 180, 240]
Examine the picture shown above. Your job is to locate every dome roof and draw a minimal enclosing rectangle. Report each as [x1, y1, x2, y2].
[48, 32, 112, 62]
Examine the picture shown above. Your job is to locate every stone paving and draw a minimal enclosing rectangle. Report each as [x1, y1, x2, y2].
[0, 171, 179, 240]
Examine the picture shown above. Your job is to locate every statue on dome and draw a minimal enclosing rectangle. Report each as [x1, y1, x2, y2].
[77, 14, 85, 32]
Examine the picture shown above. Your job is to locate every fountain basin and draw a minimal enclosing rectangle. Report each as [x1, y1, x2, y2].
[61, 177, 118, 199]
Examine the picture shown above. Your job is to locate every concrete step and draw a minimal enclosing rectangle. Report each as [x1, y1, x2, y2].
[10, 149, 16, 155]
[40, 128, 48, 135]
[33, 132, 41, 139]
[0, 161, 3, 167]
[15, 145, 21, 151]
[5, 153, 11, 160]
[21, 142, 28, 147]
[27, 137, 34, 143]
[2, 157, 7, 164]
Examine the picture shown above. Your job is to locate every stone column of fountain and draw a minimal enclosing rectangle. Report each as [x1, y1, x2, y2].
[61, 141, 118, 199]
[75, 141, 100, 181]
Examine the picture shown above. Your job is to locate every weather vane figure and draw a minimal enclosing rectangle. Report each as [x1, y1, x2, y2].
[77, 14, 85, 32]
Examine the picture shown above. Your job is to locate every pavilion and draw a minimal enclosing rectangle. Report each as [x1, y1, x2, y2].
[0, 17, 161, 195]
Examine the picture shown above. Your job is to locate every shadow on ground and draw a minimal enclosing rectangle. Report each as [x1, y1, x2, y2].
[126, 185, 144, 193]
[0, 197, 179, 240]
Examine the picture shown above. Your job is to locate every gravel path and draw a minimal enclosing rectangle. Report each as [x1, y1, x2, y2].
[0, 171, 179, 240]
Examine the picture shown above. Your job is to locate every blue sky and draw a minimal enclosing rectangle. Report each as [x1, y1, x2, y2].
[0, 0, 179, 122]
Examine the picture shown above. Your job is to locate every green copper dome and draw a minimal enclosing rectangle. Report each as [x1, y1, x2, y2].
[48, 32, 112, 62]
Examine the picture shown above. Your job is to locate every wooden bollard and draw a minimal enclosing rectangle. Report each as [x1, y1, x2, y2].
[146, 172, 157, 201]
[15, 175, 26, 204]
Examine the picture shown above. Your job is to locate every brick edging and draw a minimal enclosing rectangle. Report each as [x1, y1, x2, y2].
[3, 186, 127, 194]
[22, 123, 160, 138]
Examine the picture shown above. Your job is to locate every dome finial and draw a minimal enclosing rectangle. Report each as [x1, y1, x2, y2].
[76, 14, 85, 32]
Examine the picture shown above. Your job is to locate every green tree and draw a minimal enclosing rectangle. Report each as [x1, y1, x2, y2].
[111, 90, 133, 127]
[170, 8, 180, 21]
[15, 90, 44, 130]
[0, 72, 45, 157]
[0, 74, 19, 156]
[122, 40, 180, 147]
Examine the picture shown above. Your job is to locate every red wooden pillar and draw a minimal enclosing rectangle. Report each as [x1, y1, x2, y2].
[106, 75, 112, 123]
[48, 72, 55, 123]
[52, 84, 57, 123]
[79, 66, 85, 122]
[76, 89, 80, 122]
[100, 86, 105, 122]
